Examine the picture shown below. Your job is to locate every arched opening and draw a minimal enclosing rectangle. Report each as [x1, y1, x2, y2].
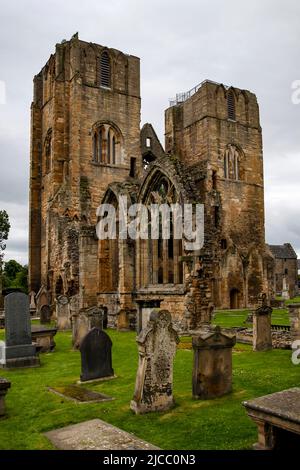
[55, 276, 63, 296]
[230, 288, 240, 309]
[92, 124, 122, 165]
[138, 172, 183, 287]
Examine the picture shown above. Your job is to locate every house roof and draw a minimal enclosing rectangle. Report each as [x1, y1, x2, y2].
[268, 243, 297, 259]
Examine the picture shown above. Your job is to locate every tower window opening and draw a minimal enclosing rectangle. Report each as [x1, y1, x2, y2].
[146, 137, 151, 148]
[227, 91, 236, 120]
[100, 51, 111, 88]
[130, 157, 136, 177]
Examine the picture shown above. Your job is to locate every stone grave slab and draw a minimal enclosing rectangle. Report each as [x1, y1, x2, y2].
[48, 385, 113, 404]
[44, 418, 160, 450]
[31, 325, 57, 353]
[243, 387, 300, 449]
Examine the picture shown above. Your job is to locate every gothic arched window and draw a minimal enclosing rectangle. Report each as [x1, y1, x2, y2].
[224, 144, 241, 180]
[92, 123, 122, 165]
[138, 174, 183, 287]
[100, 51, 111, 88]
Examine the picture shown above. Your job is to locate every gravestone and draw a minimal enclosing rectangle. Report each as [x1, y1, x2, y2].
[72, 306, 104, 349]
[192, 326, 236, 399]
[136, 299, 162, 333]
[0, 341, 5, 365]
[130, 309, 179, 414]
[288, 303, 300, 342]
[253, 294, 273, 351]
[40, 304, 51, 324]
[35, 285, 48, 317]
[282, 275, 290, 300]
[243, 388, 300, 449]
[0, 377, 11, 416]
[29, 291, 37, 316]
[1, 292, 40, 368]
[56, 295, 71, 330]
[80, 327, 114, 382]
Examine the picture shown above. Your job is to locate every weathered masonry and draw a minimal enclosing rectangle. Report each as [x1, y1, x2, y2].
[29, 33, 275, 332]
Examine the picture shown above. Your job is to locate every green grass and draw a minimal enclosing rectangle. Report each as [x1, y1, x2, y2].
[213, 307, 290, 328]
[0, 327, 299, 450]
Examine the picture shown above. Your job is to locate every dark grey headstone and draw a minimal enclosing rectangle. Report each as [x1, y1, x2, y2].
[40, 305, 51, 324]
[80, 328, 114, 382]
[2, 292, 39, 369]
[5, 292, 31, 346]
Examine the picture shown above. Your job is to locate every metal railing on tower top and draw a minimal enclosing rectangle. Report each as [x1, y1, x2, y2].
[169, 79, 227, 107]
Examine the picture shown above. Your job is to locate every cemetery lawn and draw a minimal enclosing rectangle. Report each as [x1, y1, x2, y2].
[0, 328, 299, 450]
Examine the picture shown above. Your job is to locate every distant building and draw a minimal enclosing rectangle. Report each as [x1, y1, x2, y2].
[268, 243, 298, 298]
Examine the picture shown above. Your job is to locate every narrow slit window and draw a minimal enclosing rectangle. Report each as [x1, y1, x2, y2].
[227, 91, 236, 120]
[100, 51, 111, 88]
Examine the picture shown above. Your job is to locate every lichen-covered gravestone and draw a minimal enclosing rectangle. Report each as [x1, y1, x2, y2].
[72, 306, 104, 349]
[130, 309, 179, 414]
[80, 327, 114, 382]
[56, 295, 71, 330]
[192, 326, 236, 399]
[2, 292, 40, 368]
[253, 294, 273, 351]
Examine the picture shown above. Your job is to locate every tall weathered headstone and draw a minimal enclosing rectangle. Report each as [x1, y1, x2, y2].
[288, 303, 300, 342]
[40, 305, 51, 324]
[253, 294, 272, 351]
[29, 291, 37, 316]
[35, 285, 48, 317]
[1, 292, 40, 368]
[282, 275, 290, 300]
[130, 309, 179, 414]
[56, 295, 71, 330]
[192, 326, 236, 399]
[80, 327, 114, 382]
[72, 306, 104, 349]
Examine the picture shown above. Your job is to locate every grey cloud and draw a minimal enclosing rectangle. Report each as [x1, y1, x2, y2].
[0, 0, 299, 261]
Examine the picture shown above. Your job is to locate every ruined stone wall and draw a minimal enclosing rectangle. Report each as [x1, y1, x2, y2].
[165, 81, 271, 308]
[29, 35, 141, 307]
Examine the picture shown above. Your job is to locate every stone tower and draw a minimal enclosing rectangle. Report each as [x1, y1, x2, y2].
[29, 33, 141, 305]
[165, 81, 273, 308]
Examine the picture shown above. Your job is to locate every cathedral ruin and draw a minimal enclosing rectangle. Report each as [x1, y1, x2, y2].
[29, 33, 275, 332]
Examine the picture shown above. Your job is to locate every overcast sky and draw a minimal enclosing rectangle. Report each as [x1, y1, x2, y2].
[0, 0, 299, 265]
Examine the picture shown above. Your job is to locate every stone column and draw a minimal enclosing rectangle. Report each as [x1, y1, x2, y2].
[192, 326, 236, 399]
[253, 301, 273, 351]
[288, 303, 300, 342]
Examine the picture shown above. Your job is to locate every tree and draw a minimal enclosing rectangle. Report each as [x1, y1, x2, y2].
[0, 210, 10, 295]
[4, 259, 23, 281]
[0, 210, 10, 266]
